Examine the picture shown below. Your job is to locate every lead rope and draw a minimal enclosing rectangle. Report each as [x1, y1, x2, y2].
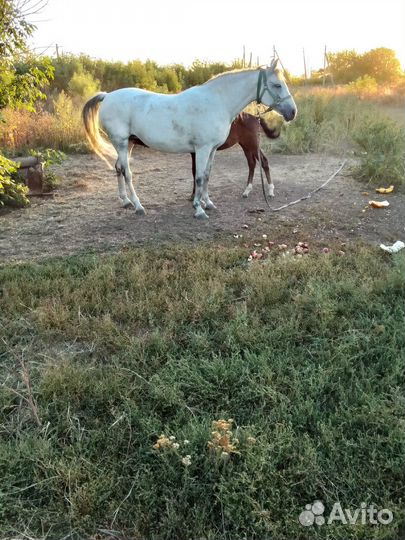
[256, 106, 347, 212]
[256, 107, 272, 209]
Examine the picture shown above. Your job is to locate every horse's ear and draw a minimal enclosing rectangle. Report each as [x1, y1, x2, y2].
[270, 58, 279, 72]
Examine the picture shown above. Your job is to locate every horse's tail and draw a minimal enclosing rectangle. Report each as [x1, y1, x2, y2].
[82, 92, 114, 169]
[259, 117, 281, 140]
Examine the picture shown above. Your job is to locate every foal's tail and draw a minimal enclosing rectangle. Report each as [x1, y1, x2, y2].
[259, 117, 281, 140]
[82, 92, 114, 169]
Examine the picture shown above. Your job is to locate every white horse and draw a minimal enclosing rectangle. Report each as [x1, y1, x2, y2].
[82, 59, 296, 220]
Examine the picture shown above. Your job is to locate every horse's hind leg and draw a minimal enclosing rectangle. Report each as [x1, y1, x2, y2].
[260, 150, 274, 197]
[116, 143, 145, 214]
[115, 158, 132, 208]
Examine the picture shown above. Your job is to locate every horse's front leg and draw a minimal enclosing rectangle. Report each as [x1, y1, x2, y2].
[201, 148, 217, 210]
[193, 146, 215, 219]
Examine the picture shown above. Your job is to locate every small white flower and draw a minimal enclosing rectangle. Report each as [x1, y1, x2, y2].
[169, 435, 176, 441]
[182, 455, 192, 466]
[183, 439, 190, 445]
[172, 442, 180, 450]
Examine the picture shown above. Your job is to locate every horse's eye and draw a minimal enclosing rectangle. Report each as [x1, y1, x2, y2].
[273, 83, 282, 89]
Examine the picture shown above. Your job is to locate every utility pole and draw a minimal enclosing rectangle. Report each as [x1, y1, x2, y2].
[242, 45, 246, 68]
[55, 43, 60, 59]
[302, 47, 308, 83]
[323, 45, 327, 85]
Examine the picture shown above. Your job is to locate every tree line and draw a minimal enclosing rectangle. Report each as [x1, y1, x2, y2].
[43, 47, 405, 98]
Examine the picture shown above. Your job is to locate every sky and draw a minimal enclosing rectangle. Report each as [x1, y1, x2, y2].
[29, 0, 405, 75]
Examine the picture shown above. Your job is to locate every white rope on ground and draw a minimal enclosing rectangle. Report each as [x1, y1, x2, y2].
[256, 105, 347, 213]
[269, 159, 347, 212]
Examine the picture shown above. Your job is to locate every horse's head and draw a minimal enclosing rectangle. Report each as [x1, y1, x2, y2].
[257, 59, 297, 122]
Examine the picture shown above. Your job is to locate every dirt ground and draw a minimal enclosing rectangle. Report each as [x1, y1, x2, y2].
[1, 147, 404, 263]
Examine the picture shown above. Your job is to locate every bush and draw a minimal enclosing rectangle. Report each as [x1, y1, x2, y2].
[0, 154, 29, 207]
[347, 75, 378, 98]
[68, 70, 100, 99]
[270, 94, 358, 154]
[351, 115, 405, 185]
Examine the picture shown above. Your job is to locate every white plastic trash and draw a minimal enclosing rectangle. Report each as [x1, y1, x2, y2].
[380, 241, 405, 254]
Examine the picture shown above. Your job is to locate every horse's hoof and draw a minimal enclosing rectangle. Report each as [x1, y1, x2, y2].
[205, 201, 217, 210]
[242, 186, 252, 198]
[123, 201, 134, 209]
[135, 206, 146, 215]
[194, 210, 209, 220]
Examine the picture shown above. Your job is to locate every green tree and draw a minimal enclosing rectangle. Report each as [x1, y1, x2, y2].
[327, 50, 361, 83]
[0, 0, 54, 207]
[360, 48, 403, 83]
[0, 0, 54, 111]
[327, 47, 403, 84]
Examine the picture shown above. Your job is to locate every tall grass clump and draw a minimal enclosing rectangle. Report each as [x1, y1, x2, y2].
[351, 114, 405, 185]
[0, 93, 86, 155]
[0, 243, 404, 540]
[269, 93, 368, 155]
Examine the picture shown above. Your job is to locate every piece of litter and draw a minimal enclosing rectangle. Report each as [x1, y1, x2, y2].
[376, 185, 394, 194]
[380, 241, 405, 254]
[361, 191, 369, 196]
[369, 200, 389, 208]
[262, 234, 267, 239]
[242, 224, 249, 229]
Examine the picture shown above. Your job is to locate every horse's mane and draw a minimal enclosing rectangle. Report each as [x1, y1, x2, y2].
[203, 66, 284, 85]
[204, 67, 260, 83]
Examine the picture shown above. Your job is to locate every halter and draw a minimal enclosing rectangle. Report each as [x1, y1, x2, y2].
[256, 68, 291, 112]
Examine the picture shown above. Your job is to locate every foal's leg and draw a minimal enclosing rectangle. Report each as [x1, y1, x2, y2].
[116, 143, 145, 214]
[260, 150, 274, 197]
[242, 147, 256, 198]
[193, 146, 214, 220]
[190, 152, 196, 201]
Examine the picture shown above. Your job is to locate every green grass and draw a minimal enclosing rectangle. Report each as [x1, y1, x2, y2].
[0, 243, 404, 539]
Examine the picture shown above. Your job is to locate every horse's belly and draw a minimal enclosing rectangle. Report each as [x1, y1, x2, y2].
[138, 135, 193, 153]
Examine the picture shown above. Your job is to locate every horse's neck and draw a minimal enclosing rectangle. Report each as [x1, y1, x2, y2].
[209, 70, 259, 120]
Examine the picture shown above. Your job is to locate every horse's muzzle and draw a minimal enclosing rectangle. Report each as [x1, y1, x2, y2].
[284, 106, 297, 122]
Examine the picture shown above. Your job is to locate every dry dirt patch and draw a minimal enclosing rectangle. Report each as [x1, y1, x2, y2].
[1, 147, 404, 262]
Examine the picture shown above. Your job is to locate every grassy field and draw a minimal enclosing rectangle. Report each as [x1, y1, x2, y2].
[1, 241, 404, 539]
